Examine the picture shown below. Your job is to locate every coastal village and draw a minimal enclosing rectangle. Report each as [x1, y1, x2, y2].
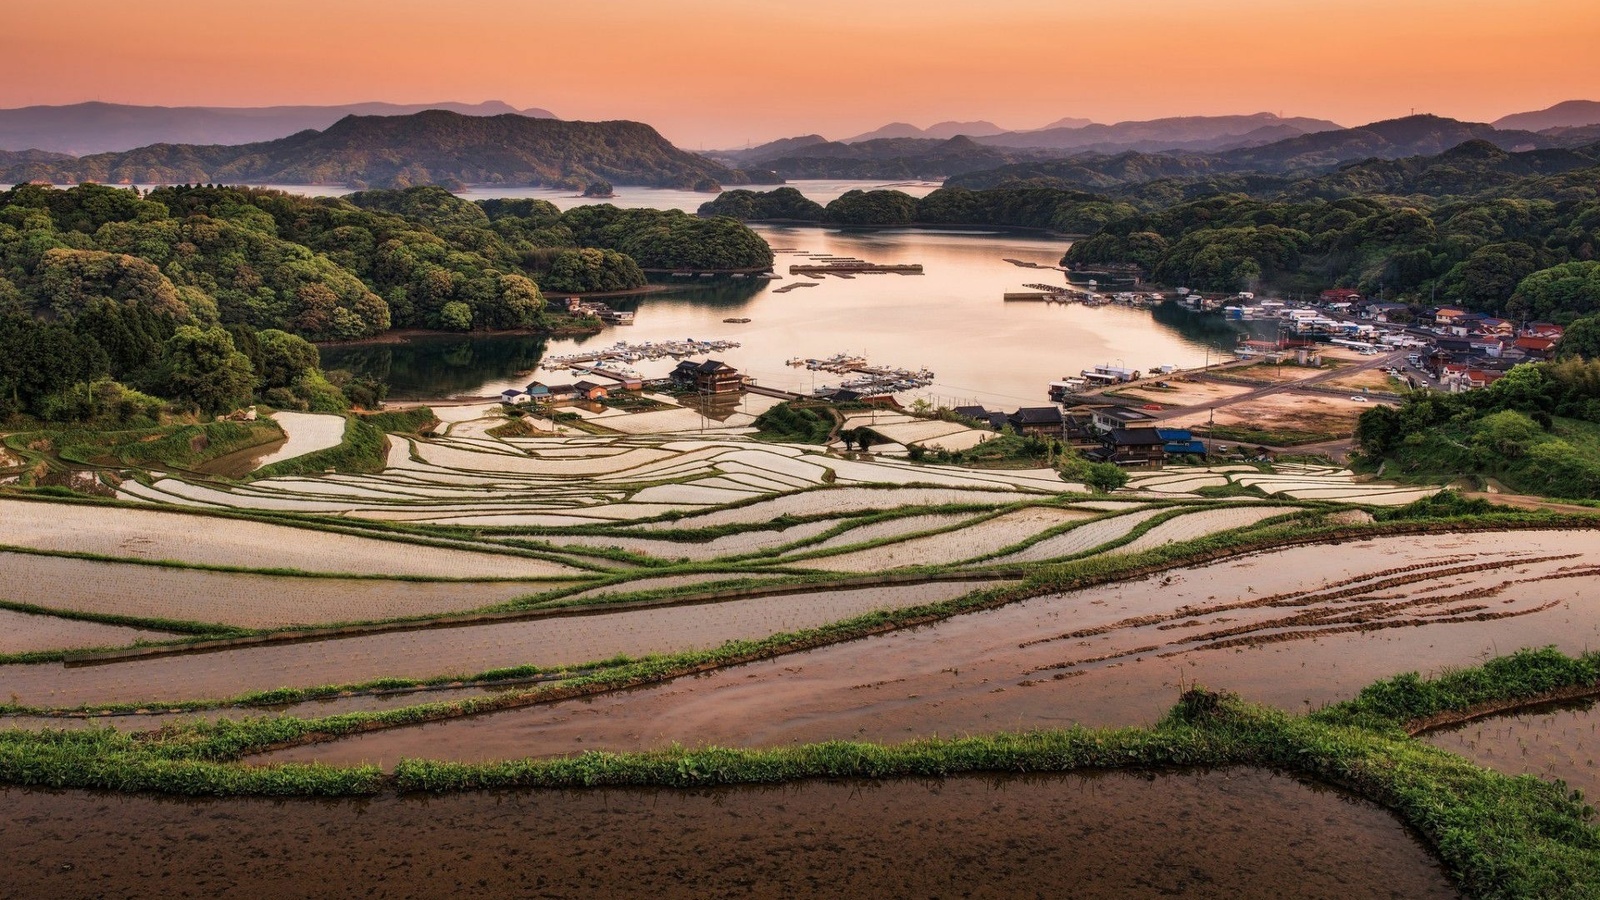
[487, 259, 1564, 472]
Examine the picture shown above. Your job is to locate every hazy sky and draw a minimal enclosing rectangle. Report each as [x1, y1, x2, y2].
[8, 0, 1599, 147]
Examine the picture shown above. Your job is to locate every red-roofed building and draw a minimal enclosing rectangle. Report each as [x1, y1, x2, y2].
[1319, 288, 1363, 304]
[1514, 336, 1559, 358]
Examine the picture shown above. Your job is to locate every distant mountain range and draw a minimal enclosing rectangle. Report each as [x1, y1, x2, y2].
[0, 100, 558, 155]
[1492, 100, 1600, 133]
[0, 111, 755, 190]
[974, 113, 1347, 152]
[722, 104, 1600, 181]
[717, 113, 1349, 175]
[841, 120, 1009, 142]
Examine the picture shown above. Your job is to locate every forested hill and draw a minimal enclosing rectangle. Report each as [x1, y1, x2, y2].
[947, 116, 1570, 190]
[0, 112, 765, 191]
[0, 183, 773, 422]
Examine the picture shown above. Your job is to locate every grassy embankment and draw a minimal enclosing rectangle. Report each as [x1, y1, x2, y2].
[4, 420, 284, 474]
[3, 649, 1600, 897]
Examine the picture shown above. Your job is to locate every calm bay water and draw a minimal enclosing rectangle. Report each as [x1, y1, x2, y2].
[240, 180, 1233, 408]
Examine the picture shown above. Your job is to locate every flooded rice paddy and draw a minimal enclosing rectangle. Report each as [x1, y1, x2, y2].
[0, 608, 175, 655]
[0, 497, 581, 578]
[260, 530, 1600, 766]
[3, 579, 1003, 708]
[0, 769, 1456, 899]
[1422, 698, 1600, 800]
[0, 551, 566, 629]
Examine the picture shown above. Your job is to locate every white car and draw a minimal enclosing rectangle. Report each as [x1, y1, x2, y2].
[1349, 396, 1367, 402]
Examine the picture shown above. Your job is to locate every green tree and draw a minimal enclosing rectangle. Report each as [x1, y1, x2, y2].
[160, 325, 257, 415]
[439, 301, 474, 331]
[1558, 316, 1600, 361]
[257, 329, 321, 390]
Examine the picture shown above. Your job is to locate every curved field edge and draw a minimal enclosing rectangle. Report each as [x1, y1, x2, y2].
[3, 512, 1588, 710]
[4, 651, 1600, 899]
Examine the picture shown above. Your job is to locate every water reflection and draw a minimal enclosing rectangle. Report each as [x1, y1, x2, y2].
[337, 226, 1234, 408]
[321, 332, 548, 399]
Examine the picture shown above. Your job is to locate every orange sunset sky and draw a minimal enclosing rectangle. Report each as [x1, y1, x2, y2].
[9, 0, 1600, 147]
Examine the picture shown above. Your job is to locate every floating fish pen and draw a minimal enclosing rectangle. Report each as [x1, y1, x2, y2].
[772, 282, 819, 294]
[789, 263, 923, 276]
[545, 338, 742, 368]
[787, 353, 936, 394]
[1004, 284, 1093, 303]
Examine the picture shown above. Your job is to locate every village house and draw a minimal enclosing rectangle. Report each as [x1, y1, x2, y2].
[1365, 302, 1412, 322]
[573, 380, 609, 401]
[1524, 322, 1565, 340]
[671, 359, 744, 396]
[1514, 335, 1559, 359]
[1086, 427, 1166, 468]
[1006, 406, 1065, 437]
[1441, 364, 1508, 393]
[1087, 405, 1159, 433]
[1320, 288, 1363, 305]
[543, 384, 580, 405]
[1476, 317, 1516, 337]
[524, 382, 551, 403]
[499, 388, 528, 405]
[954, 405, 1012, 431]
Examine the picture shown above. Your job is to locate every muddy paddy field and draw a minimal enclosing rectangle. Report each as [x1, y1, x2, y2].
[1, 769, 1455, 899]
[261, 530, 1600, 766]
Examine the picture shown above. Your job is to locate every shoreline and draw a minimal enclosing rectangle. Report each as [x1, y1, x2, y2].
[314, 321, 603, 348]
[732, 218, 1088, 239]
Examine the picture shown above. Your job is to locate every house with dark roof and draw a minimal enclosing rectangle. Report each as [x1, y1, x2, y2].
[1105, 427, 1167, 468]
[671, 359, 743, 395]
[1007, 406, 1064, 437]
[955, 405, 1010, 431]
[544, 383, 580, 404]
[573, 380, 610, 401]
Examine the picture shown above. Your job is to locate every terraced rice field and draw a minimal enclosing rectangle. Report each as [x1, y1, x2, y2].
[260, 530, 1600, 765]
[985, 507, 1168, 563]
[1127, 464, 1443, 506]
[1109, 506, 1295, 555]
[0, 609, 176, 654]
[542, 520, 843, 561]
[3, 579, 1004, 708]
[0, 552, 568, 629]
[252, 412, 347, 467]
[0, 498, 581, 578]
[799, 507, 1092, 571]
